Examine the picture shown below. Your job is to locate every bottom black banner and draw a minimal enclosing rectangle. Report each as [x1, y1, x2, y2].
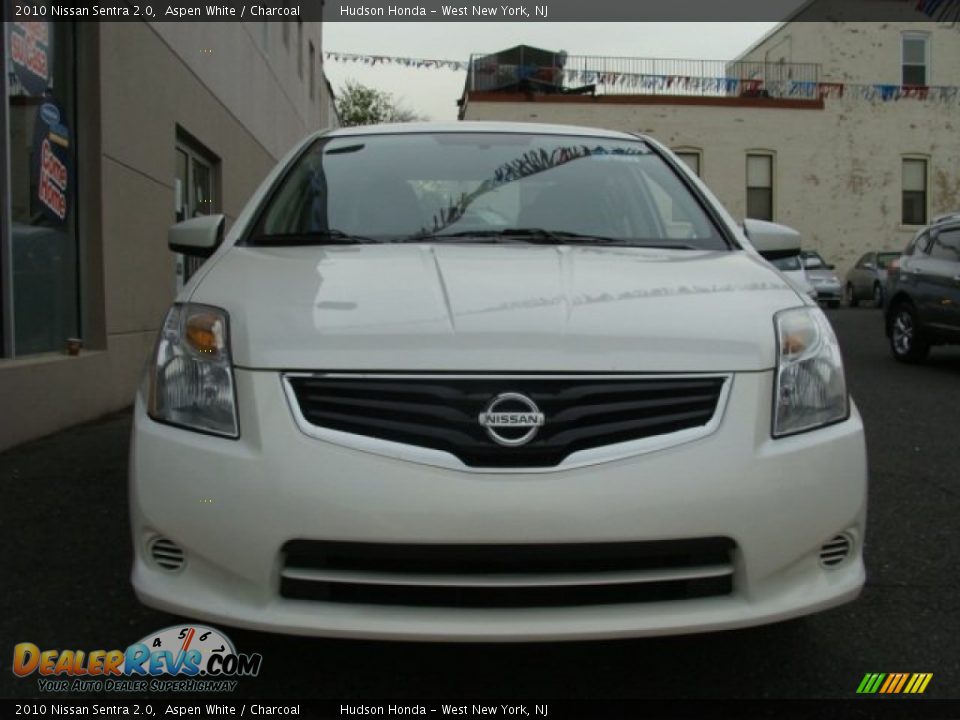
[3, 699, 960, 719]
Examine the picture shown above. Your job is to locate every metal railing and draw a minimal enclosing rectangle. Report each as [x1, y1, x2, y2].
[467, 53, 822, 99]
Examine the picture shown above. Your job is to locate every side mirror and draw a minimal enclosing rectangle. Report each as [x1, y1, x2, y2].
[742, 218, 801, 260]
[827, 264, 835, 270]
[168, 214, 225, 258]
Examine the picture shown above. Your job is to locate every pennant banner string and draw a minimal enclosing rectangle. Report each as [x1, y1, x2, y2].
[325, 50, 469, 71]
[324, 51, 960, 103]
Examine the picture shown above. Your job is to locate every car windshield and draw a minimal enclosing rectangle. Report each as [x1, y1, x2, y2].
[802, 252, 826, 269]
[247, 132, 728, 250]
[877, 252, 900, 268]
[771, 255, 803, 271]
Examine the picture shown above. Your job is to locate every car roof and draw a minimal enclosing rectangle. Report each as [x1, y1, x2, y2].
[932, 211, 960, 225]
[323, 121, 645, 142]
[932, 218, 960, 232]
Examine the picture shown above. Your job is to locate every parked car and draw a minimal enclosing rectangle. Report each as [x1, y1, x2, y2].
[800, 251, 842, 308]
[130, 122, 866, 641]
[884, 215, 960, 363]
[769, 253, 818, 302]
[845, 251, 901, 307]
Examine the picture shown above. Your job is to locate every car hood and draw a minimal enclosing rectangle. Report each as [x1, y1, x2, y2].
[191, 244, 805, 372]
[778, 268, 814, 295]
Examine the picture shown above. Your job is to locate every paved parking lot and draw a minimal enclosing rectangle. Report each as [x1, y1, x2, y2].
[2, 307, 959, 701]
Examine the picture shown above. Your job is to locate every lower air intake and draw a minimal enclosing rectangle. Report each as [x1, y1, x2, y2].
[819, 534, 853, 567]
[148, 536, 185, 572]
[279, 538, 736, 608]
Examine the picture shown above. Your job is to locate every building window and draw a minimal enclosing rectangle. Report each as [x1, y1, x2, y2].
[902, 158, 927, 226]
[674, 150, 701, 177]
[746, 153, 773, 221]
[3, 22, 80, 357]
[902, 33, 929, 86]
[309, 42, 316, 100]
[174, 134, 220, 290]
[297, 21, 304, 79]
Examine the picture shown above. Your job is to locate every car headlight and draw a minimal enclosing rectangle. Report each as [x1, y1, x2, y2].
[147, 303, 239, 438]
[773, 307, 848, 437]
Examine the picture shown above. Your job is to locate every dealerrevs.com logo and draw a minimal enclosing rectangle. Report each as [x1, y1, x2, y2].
[12, 625, 262, 693]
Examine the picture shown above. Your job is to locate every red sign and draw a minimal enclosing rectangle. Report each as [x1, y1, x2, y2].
[8, 22, 51, 96]
[38, 139, 68, 221]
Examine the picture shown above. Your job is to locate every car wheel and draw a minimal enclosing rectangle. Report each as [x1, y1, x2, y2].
[845, 284, 859, 308]
[873, 283, 884, 308]
[889, 303, 930, 363]
[828, 299, 840, 309]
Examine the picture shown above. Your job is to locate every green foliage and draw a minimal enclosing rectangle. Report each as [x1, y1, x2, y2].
[335, 80, 425, 127]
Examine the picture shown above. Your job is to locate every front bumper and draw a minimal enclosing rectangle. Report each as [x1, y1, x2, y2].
[130, 369, 867, 641]
[813, 284, 842, 302]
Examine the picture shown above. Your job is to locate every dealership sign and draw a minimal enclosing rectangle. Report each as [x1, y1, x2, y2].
[32, 101, 71, 224]
[7, 21, 52, 97]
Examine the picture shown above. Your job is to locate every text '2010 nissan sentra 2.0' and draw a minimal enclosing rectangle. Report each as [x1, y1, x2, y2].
[129, 122, 867, 641]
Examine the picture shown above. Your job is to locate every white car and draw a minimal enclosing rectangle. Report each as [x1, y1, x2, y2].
[130, 122, 867, 641]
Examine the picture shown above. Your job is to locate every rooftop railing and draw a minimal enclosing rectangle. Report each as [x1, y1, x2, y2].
[467, 53, 823, 99]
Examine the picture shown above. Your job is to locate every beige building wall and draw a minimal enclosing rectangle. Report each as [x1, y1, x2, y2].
[0, 22, 333, 452]
[462, 20, 960, 279]
[736, 6, 960, 87]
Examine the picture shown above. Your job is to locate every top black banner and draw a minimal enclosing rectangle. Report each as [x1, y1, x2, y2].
[3, 0, 959, 22]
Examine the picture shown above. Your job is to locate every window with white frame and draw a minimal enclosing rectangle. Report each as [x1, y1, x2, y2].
[746, 153, 773, 221]
[902, 33, 929, 86]
[674, 150, 701, 177]
[902, 158, 927, 226]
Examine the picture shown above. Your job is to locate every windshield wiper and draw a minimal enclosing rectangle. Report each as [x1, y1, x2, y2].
[407, 228, 624, 245]
[248, 230, 380, 246]
[406, 228, 700, 249]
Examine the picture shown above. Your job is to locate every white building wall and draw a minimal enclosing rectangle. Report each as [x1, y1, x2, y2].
[736, 3, 960, 87]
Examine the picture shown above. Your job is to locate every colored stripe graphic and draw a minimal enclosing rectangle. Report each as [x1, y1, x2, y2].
[858, 673, 932, 694]
[913, 673, 933, 694]
[859, 673, 886, 694]
[856, 674, 875, 694]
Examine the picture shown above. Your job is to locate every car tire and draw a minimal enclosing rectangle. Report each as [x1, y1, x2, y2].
[873, 283, 884, 308]
[828, 300, 840, 309]
[889, 302, 930, 363]
[845, 284, 859, 308]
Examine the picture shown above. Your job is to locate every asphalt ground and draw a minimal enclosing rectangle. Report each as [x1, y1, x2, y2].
[2, 306, 959, 705]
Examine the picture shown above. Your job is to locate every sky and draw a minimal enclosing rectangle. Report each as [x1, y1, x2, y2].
[322, 23, 782, 121]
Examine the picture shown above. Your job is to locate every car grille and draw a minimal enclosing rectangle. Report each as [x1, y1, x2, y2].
[279, 539, 736, 608]
[285, 374, 727, 468]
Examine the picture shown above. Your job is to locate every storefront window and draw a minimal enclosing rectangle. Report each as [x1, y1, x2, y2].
[4, 20, 79, 356]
